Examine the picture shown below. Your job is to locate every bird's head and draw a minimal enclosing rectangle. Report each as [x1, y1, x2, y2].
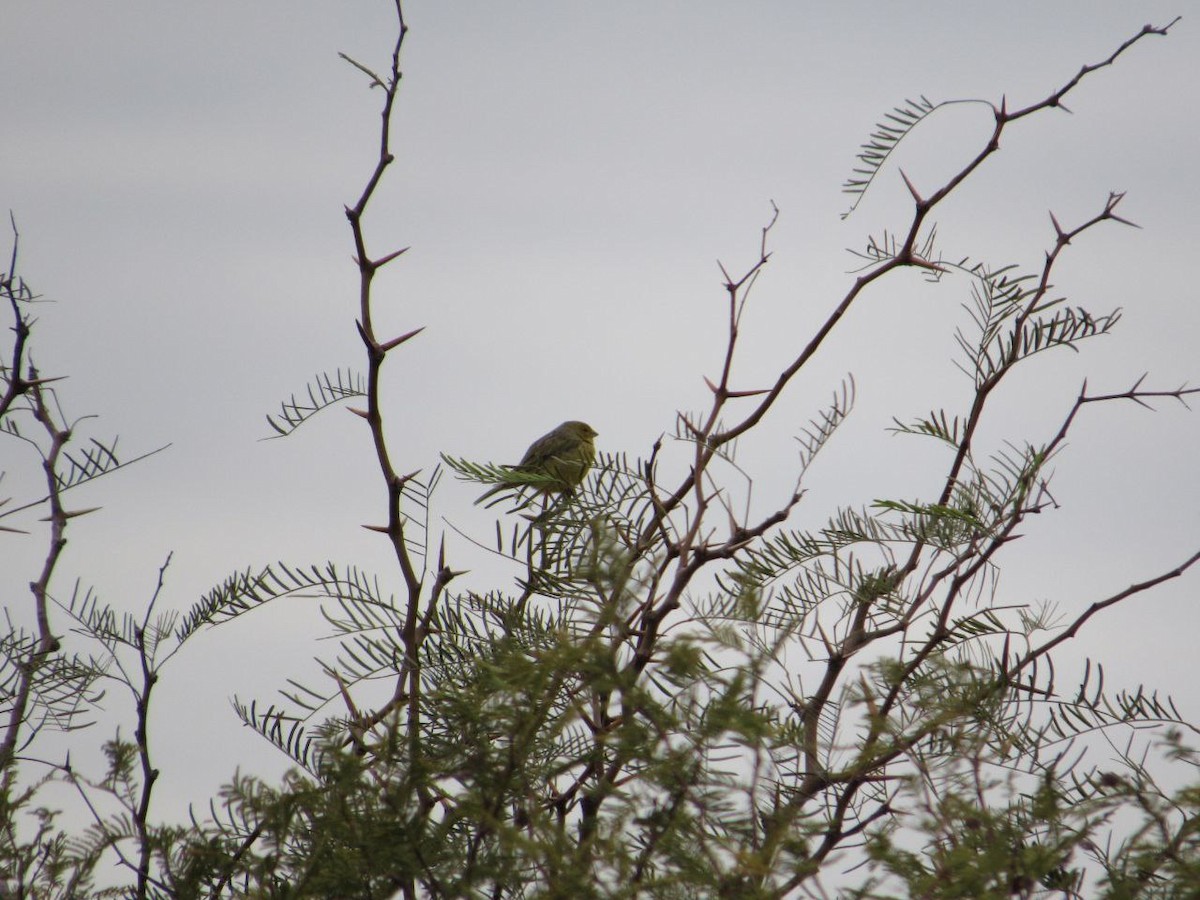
[562, 421, 598, 441]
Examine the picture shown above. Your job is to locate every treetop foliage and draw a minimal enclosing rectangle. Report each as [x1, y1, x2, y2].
[1, 7, 1196, 898]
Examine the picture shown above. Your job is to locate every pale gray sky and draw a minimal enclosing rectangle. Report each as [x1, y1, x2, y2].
[2, 1, 1197, 821]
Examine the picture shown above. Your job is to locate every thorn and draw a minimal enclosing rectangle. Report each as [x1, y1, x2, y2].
[334, 671, 362, 718]
[372, 246, 410, 268]
[392, 468, 422, 491]
[362, 524, 390, 533]
[676, 413, 702, 439]
[907, 255, 948, 274]
[1048, 210, 1065, 238]
[724, 387, 771, 399]
[703, 375, 721, 395]
[898, 168, 923, 203]
[1057, 101, 1073, 115]
[347, 407, 370, 419]
[41, 507, 102, 522]
[22, 375, 68, 387]
[379, 325, 426, 352]
[815, 619, 835, 656]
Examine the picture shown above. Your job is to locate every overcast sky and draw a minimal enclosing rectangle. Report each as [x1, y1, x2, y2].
[2, 1, 1197, 822]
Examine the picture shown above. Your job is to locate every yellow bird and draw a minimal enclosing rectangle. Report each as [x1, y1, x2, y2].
[477, 420, 598, 505]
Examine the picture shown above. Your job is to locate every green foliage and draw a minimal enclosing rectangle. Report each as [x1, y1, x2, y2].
[1, 10, 1197, 900]
[265, 369, 367, 438]
[841, 96, 963, 218]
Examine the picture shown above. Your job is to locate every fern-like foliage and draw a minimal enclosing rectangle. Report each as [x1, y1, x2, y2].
[55, 437, 120, 491]
[0, 628, 104, 736]
[0, 432, 168, 518]
[796, 376, 856, 477]
[397, 464, 440, 571]
[59, 581, 180, 660]
[177, 561, 393, 641]
[441, 454, 573, 493]
[889, 409, 965, 448]
[943, 258, 1120, 387]
[447, 449, 671, 608]
[264, 368, 366, 438]
[967, 298, 1121, 388]
[1033, 660, 1190, 748]
[727, 506, 916, 594]
[848, 226, 941, 273]
[232, 700, 320, 771]
[841, 95, 939, 218]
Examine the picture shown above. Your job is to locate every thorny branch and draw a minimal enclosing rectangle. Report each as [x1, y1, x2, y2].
[1, 215, 35, 425]
[0, 229, 66, 779]
[558, 17, 1190, 880]
[338, 6, 462, 886]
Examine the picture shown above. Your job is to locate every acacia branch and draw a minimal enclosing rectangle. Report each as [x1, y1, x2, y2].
[932, 192, 1137, 515]
[1020, 551, 1200, 672]
[0, 376, 65, 780]
[718, 18, 1177, 455]
[0, 215, 34, 423]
